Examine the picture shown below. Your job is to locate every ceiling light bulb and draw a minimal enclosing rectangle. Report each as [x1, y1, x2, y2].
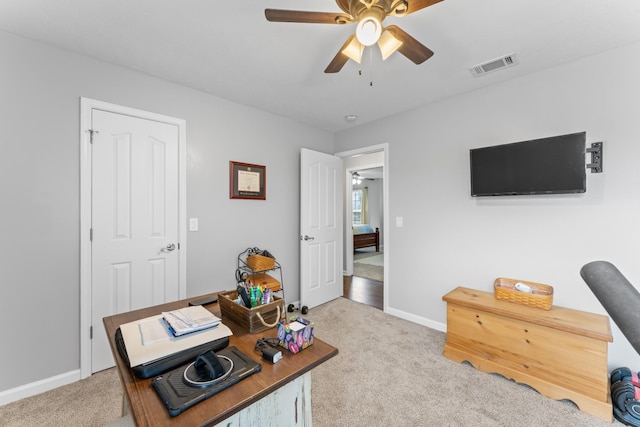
[356, 16, 382, 46]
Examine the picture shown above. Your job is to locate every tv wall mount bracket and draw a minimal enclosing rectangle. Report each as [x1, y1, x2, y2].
[586, 142, 603, 173]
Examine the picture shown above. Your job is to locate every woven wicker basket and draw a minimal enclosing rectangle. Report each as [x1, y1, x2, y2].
[247, 253, 275, 271]
[494, 278, 554, 310]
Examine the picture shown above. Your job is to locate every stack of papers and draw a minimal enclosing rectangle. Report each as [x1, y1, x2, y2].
[161, 305, 221, 337]
[123, 315, 233, 367]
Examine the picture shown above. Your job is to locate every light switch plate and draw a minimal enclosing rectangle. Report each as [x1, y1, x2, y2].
[189, 218, 198, 231]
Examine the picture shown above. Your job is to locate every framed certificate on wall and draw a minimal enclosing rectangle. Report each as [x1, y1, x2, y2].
[229, 161, 266, 200]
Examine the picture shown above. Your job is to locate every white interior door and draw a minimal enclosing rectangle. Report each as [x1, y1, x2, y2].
[300, 148, 343, 310]
[90, 109, 181, 372]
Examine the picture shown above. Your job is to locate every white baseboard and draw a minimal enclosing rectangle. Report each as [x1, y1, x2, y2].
[0, 369, 81, 406]
[386, 306, 447, 333]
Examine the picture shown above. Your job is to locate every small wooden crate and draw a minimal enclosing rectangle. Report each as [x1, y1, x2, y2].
[246, 254, 275, 271]
[494, 278, 554, 310]
[218, 290, 284, 333]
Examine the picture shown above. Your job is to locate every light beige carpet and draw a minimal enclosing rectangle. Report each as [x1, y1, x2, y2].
[0, 297, 622, 426]
[353, 249, 384, 282]
[354, 253, 384, 267]
[306, 298, 621, 427]
[352, 263, 383, 282]
[0, 367, 122, 426]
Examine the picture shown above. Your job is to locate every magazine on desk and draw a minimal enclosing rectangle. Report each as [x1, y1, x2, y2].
[161, 305, 221, 337]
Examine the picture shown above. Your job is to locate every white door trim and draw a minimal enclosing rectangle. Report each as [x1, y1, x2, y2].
[335, 143, 389, 313]
[79, 97, 187, 378]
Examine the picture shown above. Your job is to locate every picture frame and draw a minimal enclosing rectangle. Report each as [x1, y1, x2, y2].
[229, 161, 266, 200]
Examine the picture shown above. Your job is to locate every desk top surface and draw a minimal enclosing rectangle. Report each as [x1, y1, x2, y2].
[103, 293, 338, 427]
[443, 286, 612, 342]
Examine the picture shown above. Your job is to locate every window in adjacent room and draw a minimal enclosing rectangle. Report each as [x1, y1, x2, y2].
[352, 189, 362, 225]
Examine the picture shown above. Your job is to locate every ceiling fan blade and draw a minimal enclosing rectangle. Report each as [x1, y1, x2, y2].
[325, 35, 361, 73]
[385, 25, 434, 64]
[405, 0, 444, 15]
[335, 0, 351, 14]
[265, 9, 351, 24]
[325, 53, 349, 74]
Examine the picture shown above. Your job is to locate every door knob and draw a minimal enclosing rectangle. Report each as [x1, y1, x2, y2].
[302, 235, 315, 241]
[162, 243, 176, 252]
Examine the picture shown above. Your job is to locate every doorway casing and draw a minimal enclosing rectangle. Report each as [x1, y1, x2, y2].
[336, 143, 389, 313]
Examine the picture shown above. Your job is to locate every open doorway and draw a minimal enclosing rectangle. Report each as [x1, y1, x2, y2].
[351, 167, 384, 280]
[349, 166, 384, 309]
[337, 145, 388, 311]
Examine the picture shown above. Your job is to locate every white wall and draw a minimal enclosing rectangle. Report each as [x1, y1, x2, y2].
[335, 41, 640, 370]
[0, 31, 333, 397]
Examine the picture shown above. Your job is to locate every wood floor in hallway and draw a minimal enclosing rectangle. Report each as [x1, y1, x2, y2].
[343, 275, 382, 310]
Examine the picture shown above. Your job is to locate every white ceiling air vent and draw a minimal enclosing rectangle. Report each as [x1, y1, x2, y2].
[469, 53, 518, 77]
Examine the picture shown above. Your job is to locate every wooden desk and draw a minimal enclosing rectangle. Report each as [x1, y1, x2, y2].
[443, 286, 613, 422]
[103, 293, 338, 426]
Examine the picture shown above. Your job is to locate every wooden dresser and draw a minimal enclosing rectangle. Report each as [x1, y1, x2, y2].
[443, 286, 613, 422]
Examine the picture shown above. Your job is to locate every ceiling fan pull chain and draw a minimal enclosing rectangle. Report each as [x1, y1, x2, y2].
[369, 47, 374, 86]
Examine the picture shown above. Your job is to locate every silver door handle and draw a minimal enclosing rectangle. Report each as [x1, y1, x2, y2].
[161, 243, 176, 252]
[302, 235, 315, 241]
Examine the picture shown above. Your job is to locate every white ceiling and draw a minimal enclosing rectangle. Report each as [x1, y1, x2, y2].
[2, 0, 639, 132]
[357, 167, 383, 179]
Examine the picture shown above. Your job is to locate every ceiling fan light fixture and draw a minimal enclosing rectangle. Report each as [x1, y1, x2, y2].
[266, 0, 440, 74]
[352, 172, 362, 185]
[342, 37, 365, 63]
[378, 29, 403, 60]
[356, 9, 384, 46]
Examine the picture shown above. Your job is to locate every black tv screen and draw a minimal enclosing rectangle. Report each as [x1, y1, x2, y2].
[470, 132, 586, 196]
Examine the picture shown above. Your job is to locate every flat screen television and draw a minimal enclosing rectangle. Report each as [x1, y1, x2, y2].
[470, 132, 586, 196]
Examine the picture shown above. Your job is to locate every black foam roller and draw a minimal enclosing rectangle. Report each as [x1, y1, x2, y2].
[580, 261, 640, 356]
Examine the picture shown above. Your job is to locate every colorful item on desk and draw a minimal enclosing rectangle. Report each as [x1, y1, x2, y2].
[277, 317, 314, 354]
[249, 286, 263, 307]
[236, 281, 275, 308]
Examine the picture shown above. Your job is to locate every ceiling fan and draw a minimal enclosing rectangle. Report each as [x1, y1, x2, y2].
[352, 171, 376, 184]
[265, 0, 443, 73]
